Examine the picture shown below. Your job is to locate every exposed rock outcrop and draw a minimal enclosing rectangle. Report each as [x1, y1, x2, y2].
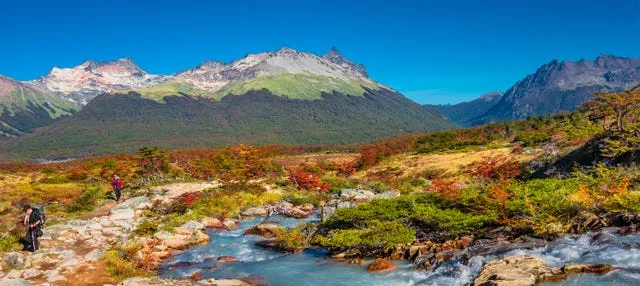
[367, 258, 396, 273]
[474, 255, 616, 286]
[474, 255, 566, 285]
[244, 222, 282, 238]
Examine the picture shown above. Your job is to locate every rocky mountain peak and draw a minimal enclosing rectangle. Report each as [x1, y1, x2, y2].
[174, 47, 375, 93]
[271, 47, 301, 57]
[469, 55, 640, 125]
[327, 46, 341, 55]
[195, 60, 226, 70]
[229, 53, 270, 71]
[322, 47, 368, 78]
[479, 92, 504, 101]
[32, 58, 165, 105]
[79, 60, 99, 70]
[116, 56, 136, 64]
[19, 47, 378, 105]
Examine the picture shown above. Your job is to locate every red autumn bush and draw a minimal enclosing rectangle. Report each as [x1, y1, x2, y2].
[288, 169, 329, 191]
[359, 145, 382, 168]
[466, 155, 522, 181]
[178, 192, 202, 207]
[167, 191, 203, 213]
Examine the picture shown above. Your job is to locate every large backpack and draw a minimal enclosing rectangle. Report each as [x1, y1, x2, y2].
[32, 205, 46, 225]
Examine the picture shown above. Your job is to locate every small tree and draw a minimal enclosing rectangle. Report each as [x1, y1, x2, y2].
[138, 147, 169, 181]
[583, 84, 640, 132]
[583, 84, 640, 157]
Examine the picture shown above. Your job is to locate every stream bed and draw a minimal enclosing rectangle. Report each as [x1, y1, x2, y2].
[160, 216, 640, 285]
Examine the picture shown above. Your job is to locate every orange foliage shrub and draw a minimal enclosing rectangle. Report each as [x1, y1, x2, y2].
[357, 134, 420, 168]
[603, 176, 630, 194]
[68, 168, 89, 181]
[485, 182, 512, 215]
[466, 155, 521, 181]
[288, 169, 329, 191]
[335, 161, 357, 177]
[428, 178, 464, 202]
[359, 145, 381, 168]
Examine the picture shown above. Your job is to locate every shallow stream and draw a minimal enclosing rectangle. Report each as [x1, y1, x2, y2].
[160, 216, 640, 285]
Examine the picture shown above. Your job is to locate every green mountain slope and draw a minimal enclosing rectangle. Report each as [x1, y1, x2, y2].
[123, 80, 217, 102]
[124, 73, 380, 102]
[217, 73, 380, 100]
[0, 88, 454, 160]
[0, 75, 77, 137]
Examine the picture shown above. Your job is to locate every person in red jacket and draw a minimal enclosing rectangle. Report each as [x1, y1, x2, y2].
[111, 174, 124, 201]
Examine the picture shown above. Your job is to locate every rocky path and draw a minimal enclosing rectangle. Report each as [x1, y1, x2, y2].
[0, 181, 220, 286]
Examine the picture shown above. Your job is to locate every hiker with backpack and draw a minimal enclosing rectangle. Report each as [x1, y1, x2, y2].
[111, 174, 124, 201]
[21, 205, 45, 252]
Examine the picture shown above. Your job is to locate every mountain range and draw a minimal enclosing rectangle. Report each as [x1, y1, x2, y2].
[1, 50, 639, 160]
[0, 47, 453, 160]
[432, 55, 640, 126]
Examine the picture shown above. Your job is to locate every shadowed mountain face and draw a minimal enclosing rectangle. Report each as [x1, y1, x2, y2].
[425, 92, 503, 126]
[469, 55, 640, 125]
[0, 88, 454, 160]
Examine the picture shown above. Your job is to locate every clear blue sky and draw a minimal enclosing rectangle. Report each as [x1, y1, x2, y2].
[1, 0, 639, 104]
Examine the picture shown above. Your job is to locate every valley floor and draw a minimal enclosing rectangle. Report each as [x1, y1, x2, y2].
[1, 131, 640, 286]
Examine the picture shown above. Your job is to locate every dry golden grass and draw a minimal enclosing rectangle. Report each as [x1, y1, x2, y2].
[273, 153, 359, 170]
[0, 172, 89, 204]
[356, 147, 540, 179]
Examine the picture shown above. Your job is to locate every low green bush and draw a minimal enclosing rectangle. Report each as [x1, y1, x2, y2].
[316, 220, 415, 248]
[513, 132, 551, 147]
[506, 178, 581, 221]
[65, 187, 101, 214]
[283, 189, 328, 207]
[0, 234, 20, 252]
[326, 194, 493, 237]
[39, 174, 72, 184]
[273, 223, 318, 251]
[608, 192, 640, 212]
[320, 176, 359, 193]
[102, 249, 150, 281]
[134, 219, 158, 236]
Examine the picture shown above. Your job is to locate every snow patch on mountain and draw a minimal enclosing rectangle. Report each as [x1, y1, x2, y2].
[31, 58, 166, 105]
[175, 47, 375, 92]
